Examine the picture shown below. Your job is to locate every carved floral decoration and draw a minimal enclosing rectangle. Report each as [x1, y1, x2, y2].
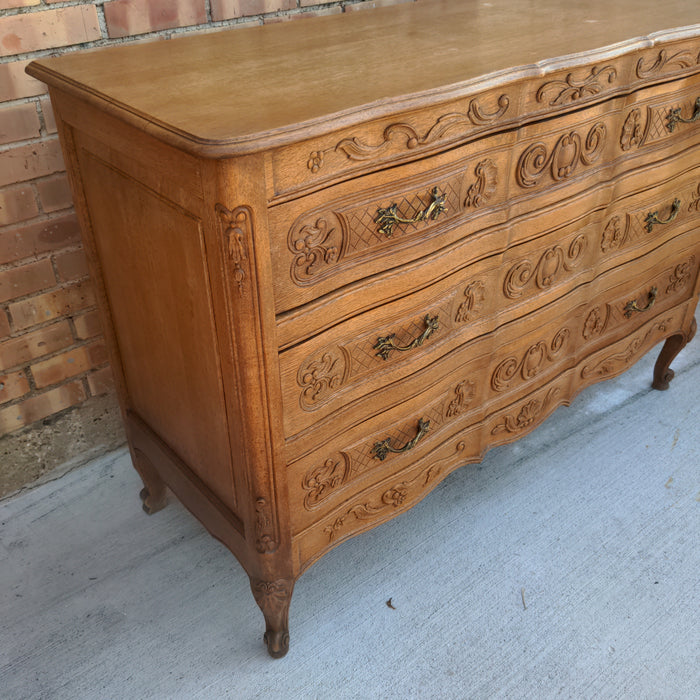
[536, 65, 617, 105]
[306, 95, 510, 172]
[215, 204, 252, 294]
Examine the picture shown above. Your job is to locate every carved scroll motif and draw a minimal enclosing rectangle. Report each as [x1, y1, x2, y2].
[491, 387, 561, 435]
[445, 379, 476, 418]
[536, 65, 617, 105]
[689, 183, 700, 213]
[307, 95, 510, 172]
[464, 159, 498, 208]
[288, 212, 344, 284]
[516, 122, 607, 188]
[503, 234, 587, 299]
[582, 305, 612, 340]
[298, 347, 346, 409]
[254, 497, 277, 553]
[636, 49, 698, 78]
[216, 204, 253, 294]
[455, 280, 485, 323]
[491, 328, 570, 392]
[302, 457, 348, 510]
[600, 215, 627, 253]
[620, 108, 645, 151]
[581, 319, 673, 379]
[666, 256, 696, 294]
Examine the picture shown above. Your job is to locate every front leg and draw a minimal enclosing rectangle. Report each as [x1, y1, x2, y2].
[652, 317, 697, 390]
[250, 577, 294, 658]
[132, 449, 168, 514]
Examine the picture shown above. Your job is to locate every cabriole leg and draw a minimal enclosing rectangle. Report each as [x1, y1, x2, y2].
[250, 577, 294, 658]
[132, 449, 168, 515]
[652, 318, 697, 390]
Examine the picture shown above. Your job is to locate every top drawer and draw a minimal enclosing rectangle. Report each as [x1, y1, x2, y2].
[267, 76, 700, 315]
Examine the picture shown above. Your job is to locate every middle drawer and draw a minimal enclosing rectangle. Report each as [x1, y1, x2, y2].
[279, 163, 700, 441]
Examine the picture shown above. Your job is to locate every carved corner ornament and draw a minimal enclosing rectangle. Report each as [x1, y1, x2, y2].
[215, 204, 253, 294]
[254, 497, 278, 554]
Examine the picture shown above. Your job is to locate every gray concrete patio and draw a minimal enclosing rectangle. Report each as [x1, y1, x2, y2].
[1, 315, 699, 699]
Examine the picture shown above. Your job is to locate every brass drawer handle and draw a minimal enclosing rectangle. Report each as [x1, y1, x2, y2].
[624, 286, 657, 318]
[666, 96, 700, 133]
[371, 418, 430, 461]
[374, 314, 439, 360]
[375, 187, 447, 237]
[644, 198, 681, 233]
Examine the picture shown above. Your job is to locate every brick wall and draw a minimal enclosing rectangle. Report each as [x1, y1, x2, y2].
[0, 0, 413, 491]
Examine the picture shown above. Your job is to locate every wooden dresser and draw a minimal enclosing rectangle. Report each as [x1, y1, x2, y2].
[27, 0, 700, 657]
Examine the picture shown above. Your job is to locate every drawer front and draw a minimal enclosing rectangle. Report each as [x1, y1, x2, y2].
[269, 37, 700, 200]
[291, 297, 695, 571]
[269, 76, 700, 316]
[286, 232, 700, 535]
[279, 162, 700, 439]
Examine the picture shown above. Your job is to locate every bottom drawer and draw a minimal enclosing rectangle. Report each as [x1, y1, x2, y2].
[292, 296, 696, 572]
[287, 232, 700, 541]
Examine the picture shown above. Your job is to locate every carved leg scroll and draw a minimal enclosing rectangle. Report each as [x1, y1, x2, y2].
[652, 318, 697, 390]
[132, 449, 168, 515]
[250, 577, 294, 658]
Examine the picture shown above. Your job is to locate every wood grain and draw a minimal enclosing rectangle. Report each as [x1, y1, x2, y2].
[26, 1, 700, 657]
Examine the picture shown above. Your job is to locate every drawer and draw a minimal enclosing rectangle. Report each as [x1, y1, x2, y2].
[286, 231, 700, 536]
[269, 37, 700, 201]
[269, 76, 700, 316]
[291, 296, 694, 570]
[278, 160, 700, 439]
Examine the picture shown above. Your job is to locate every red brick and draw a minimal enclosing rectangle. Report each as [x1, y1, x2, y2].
[211, 0, 295, 21]
[53, 248, 88, 282]
[0, 184, 39, 226]
[73, 308, 102, 340]
[35, 173, 72, 213]
[0, 138, 65, 188]
[0, 369, 30, 404]
[87, 365, 114, 397]
[0, 380, 86, 436]
[0, 309, 10, 338]
[39, 96, 57, 134]
[0, 102, 41, 145]
[8, 279, 94, 331]
[0, 212, 81, 265]
[0, 0, 39, 8]
[0, 259, 56, 304]
[31, 339, 107, 388]
[0, 60, 46, 102]
[104, 0, 206, 38]
[0, 6, 101, 58]
[0, 320, 72, 369]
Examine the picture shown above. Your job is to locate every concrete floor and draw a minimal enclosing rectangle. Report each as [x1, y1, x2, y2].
[1, 315, 699, 699]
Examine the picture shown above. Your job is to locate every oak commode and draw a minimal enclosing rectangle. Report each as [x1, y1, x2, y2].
[27, 0, 700, 658]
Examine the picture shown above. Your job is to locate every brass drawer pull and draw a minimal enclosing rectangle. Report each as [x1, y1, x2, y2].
[644, 198, 681, 232]
[371, 418, 430, 461]
[375, 187, 447, 237]
[374, 314, 439, 360]
[624, 286, 657, 317]
[666, 96, 700, 132]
